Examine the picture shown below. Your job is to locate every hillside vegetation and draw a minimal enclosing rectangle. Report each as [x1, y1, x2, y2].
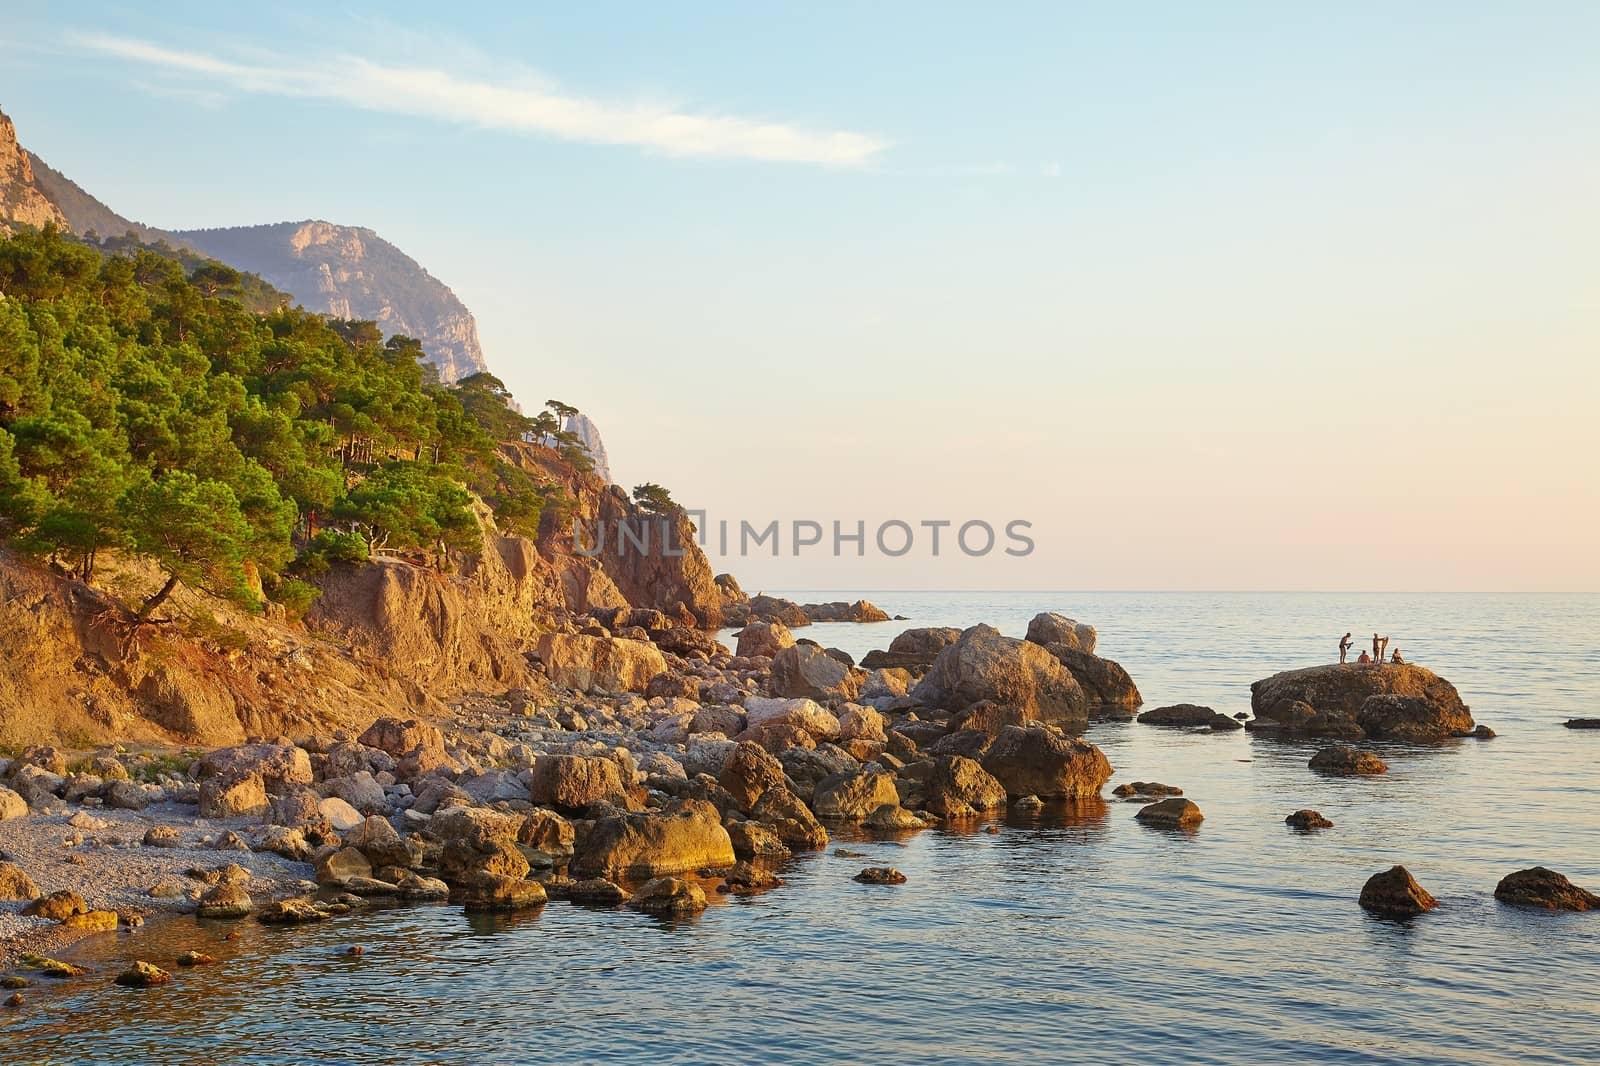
[0, 225, 570, 621]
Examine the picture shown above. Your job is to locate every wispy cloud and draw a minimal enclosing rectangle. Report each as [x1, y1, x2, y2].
[69, 31, 887, 166]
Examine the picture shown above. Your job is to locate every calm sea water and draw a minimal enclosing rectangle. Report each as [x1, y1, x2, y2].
[9, 592, 1600, 1065]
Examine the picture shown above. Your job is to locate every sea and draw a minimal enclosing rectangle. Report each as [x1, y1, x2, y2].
[7, 591, 1599, 1065]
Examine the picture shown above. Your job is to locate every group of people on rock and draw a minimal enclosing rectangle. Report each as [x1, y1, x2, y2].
[1339, 631, 1404, 665]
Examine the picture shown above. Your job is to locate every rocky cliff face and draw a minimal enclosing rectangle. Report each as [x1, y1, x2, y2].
[563, 412, 613, 484]
[0, 109, 68, 236]
[173, 221, 488, 382]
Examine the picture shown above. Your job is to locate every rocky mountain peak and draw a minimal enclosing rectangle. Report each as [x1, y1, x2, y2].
[0, 108, 69, 235]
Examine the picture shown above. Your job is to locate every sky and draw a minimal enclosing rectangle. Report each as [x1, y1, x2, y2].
[3, 2, 1596, 591]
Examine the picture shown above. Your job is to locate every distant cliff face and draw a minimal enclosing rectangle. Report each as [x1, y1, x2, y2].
[0, 109, 68, 235]
[563, 412, 614, 484]
[173, 221, 488, 382]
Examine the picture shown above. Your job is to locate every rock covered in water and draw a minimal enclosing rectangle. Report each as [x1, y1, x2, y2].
[1359, 865, 1437, 917]
[912, 625, 1089, 730]
[1134, 798, 1204, 828]
[980, 724, 1113, 799]
[1309, 743, 1388, 776]
[853, 867, 907, 885]
[1251, 663, 1473, 740]
[1562, 718, 1600, 729]
[1112, 781, 1182, 798]
[1493, 867, 1600, 911]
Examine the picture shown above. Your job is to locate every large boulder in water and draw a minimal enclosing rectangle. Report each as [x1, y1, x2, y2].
[1039, 645, 1141, 713]
[980, 724, 1112, 799]
[534, 633, 667, 694]
[570, 798, 735, 879]
[1024, 612, 1096, 654]
[861, 627, 962, 673]
[912, 625, 1089, 730]
[1494, 867, 1600, 911]
[1251, 663, 1472, 740]
[1359, 865, 1437, 918]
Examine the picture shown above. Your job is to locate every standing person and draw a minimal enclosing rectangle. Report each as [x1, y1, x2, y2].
[1339, 632, 1354, 664]
[1372, 633, 1381, 662]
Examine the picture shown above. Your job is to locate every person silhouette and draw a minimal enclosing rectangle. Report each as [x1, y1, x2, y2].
[1339, 632, 1354, 664]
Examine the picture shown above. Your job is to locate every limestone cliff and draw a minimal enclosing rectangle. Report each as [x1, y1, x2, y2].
[0, 109, 68, 235]
[172, 221, 488, 382]
[562, 412, 613, 484]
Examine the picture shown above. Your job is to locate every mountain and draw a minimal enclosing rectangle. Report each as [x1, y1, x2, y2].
[172, 222, 488, 382]
[2, 104, 488, 382]
[562, 412, 614, 484]
[0, 108, 68, 235]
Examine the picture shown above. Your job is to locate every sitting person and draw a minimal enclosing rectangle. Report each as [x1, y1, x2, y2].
[1391, 649, 1405, 664]
[1358, 650, 1371, 664]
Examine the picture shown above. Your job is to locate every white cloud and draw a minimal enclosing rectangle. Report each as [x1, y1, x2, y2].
[70, 31, 887, 166]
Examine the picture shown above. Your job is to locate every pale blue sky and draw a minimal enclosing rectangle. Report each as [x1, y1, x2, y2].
[4, 3, 1596, 590]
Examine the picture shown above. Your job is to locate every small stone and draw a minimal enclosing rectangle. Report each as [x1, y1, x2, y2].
[1135, 798, 1204, 828]
[1112, 782, 1183, 798]
[177, 951, 217, 967]
[1, 976, 31, 989]
[21, 953, 87, 978]
[853, 866, 907, 885]
[1471, 725, 1496, 739]
[344, 945, 365, 957]
[256, 898, 329, 925]
[1012, 795, 1044, 811]
[1494, 867, 1600, 911]
[211, 830, 251, 852]
[4, 992, 21, 1008]
[1359, 865, 1437, 918]
[0, 860, 40, 900]
[142, 826, 183, 848]
[114, 961, 172, 988]
[1285, 809, 1334, 830]
[717, 861, 784, 895]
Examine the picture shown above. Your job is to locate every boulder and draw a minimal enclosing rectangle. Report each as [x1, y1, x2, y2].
[837, 704, 887, 742]
[571, 799, 735, 879]
[114, 962, 172, 988]
[1309, 743, 1388, 776]
[812, 770, 900, 822]
[980, 724, 1113, 799]
[746, 595, 809, 627]
[0, 786, 28, 821]
[648, 627, 723, 661]
[627, 876, 708, 915]
[1251, 663, 1473, 740]
[727, 821, 791, 860]
[103, 779, 153, 810]
[23, 890, 87, 920]
[1041, 645, 1142, 712]
[315, 847, 374, 886]
[912, 625, 1089, 731]
[198, 743, 313, 791]
[924, 756, 1008, 815]
[318, 796, 365, 832]
[645, 672, 699, 702]
[861, 627, 962, 672]
[327, 771, 390, 815]
[1493, 867, 1600, 911]
[1563, 718, 1600, 730]
[345, 816, 414, 869]
[718, 742, 788, 813]
[459, 873, 548, 912]
[1138, 704, 1235, 729]
[853, 867, 907, 885]
[0, 861, 40, 900]
[749, 787, 829, 850]
[1024, 612, 1097, 653]
[528, 755, 626, 812]
[535, 633, 667, 693]
[769, 643, 864, 702]
[1134, 798, 1204, 828]
[256, 898, 329, 924]
[800, 600, 891, 623]
[1359, 865, 1437, 918]
[568, 878, 630, 906]
[1112, 782, 1183, 798]
[195, 883, 253, 919]
[431, 806, 530, 884]
[735, 620, 796, 659]
[1285, 809, 1334, 830]
[198, 774, 270, 820]
[777, 745, 859, 799]
[742, 697, 841, 744]
[357, 717, 451, 776]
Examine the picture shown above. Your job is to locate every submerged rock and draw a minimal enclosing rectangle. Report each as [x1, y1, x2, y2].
[1309, 744, 1388, 776]
[1137, 704, 1239, 730]
[1112, 782, 1183, 798]
[627, 876, 708, 915]
[1359, 865, 1437, 918]
[1562, 718, 1600, 730]
[853, 867, 907, 885]
[1493, 867, 1600, 911]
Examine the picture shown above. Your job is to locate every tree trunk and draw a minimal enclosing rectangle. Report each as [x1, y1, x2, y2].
[137, 572, 181, 620]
